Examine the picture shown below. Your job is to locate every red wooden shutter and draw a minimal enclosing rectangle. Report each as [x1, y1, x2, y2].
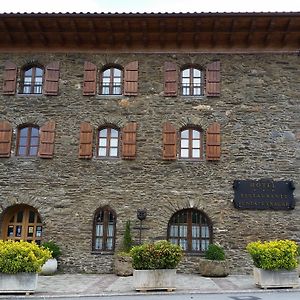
[206, 61, 221, 97]
[79, 122, 93, 159]
[206, 122, 221, 161]
[124, 61, 138, 96]
[44, 61, 60, 95]
[0, 121, 12, 157]
[83, 61, 97, 96]
[163, 122, 177, 160]
[38, 121, 56, 158]
[164, 62, 178, 96]
[122, 122, 137, 160]
[3, 62, 17, 95]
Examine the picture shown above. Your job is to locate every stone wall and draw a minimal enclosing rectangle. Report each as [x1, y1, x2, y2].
[0, 52, 299, 274]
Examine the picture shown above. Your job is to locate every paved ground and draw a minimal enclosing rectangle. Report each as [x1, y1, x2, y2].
[1, 273, 299, 298]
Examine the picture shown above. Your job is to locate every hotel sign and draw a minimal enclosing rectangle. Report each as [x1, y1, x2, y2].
[233, 179, 295, 210]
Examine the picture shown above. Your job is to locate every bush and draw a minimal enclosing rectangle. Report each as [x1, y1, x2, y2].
[204, 244, 225, 261]
[130, 240, 183, 270]
[122, 220, 133, 253]
[246, 239, 299, 271]
[0, 240, 52, 274]
[42, 240, 61, 259]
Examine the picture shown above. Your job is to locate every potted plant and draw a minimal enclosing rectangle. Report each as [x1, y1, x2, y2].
[41, 240, 61, 275]
[130, 240, 183, 291]
[198, 243, 229, 277]
[114, 220, 134, 276]
[0, 240, 51, 294]
[246, 239, 300, 288]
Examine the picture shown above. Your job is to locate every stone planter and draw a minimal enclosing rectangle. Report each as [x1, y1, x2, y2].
[114, 255, 133, 276]
[40, 258, 58, 275]
[133, 269, 176, 291]
[253, 267, 300, 289]
[0, 272, 38, 294]
[198, 258, 229, 277]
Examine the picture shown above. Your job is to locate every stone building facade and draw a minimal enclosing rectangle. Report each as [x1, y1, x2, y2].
[0, 12, 299, 274]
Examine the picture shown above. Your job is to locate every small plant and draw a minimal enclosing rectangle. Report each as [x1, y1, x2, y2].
[130, 240, 183, 270]
[246, 239, 299, 271]
[42, 240, 61, 259]
[0, 240, 51, 274]
[204, 244, 226, 261]
[122, 220, 133, 253]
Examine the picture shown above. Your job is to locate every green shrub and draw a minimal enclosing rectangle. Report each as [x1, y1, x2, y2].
[42, 240, 61, 259]
[122, 220, 133, 253]
[0, 240, 52, 274]
[204, 244, 225, 261]
[130, 240, 183, 270]
[246, 239, 299, 271]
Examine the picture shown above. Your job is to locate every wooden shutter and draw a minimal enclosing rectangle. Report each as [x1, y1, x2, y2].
[124, 61, 138, 96]
[122, 122, 137, 160]
[164, 62, 178, 96]
[0, 121, 12, 157]
[3, 62, 17, 95]
[206, 122, 221, 161]
[38, 121, 56, 158]
[163, 122, 177, 160]
[44, 61, 60, 95]
[83, 61, 97, 96]
[206, 61, 221, 97]
[79, 122, 93, 159]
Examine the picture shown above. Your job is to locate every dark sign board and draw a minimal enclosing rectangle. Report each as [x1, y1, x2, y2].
[233, 179, 295, 210]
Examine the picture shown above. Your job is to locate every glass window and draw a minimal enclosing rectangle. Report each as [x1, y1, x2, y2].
[179, 128, 202, 159]
[97, 127, 120, 158]
[181, 67, 203, 96]
[93, 207, 116, 252]
[21, 66, 43, 94]
[168, 209, 212, 253]
[100, 67, 122, 95]
[16, 125, 39, 157]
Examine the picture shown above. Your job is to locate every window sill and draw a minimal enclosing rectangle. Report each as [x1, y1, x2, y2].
[95, 95, 124, 100]
[17, 93, 44, 97]
[91, 251, 114, 255]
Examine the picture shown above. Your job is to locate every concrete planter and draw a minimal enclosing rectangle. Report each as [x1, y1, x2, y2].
[114, 255, 133, 276]
[198, 258, 229, 277]
[133, 269, 177, 291]
[0, 272, 38, 294]
[253, 267, 300, 289]
[40, 258, 58, 275]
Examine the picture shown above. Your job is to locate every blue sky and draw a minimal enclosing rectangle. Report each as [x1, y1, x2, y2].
[0, 0, 299, 13]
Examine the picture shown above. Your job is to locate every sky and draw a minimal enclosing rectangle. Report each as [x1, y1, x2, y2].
[0, 0, 299, 13]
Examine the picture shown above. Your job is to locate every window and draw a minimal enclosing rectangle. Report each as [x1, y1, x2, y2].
[16, 125, 39, 156]
[181, 67, 204, 96]
[93, 207, 116, 252]
[168, 209, 212, 253]
[97, 127, 120, 158]
[100, 67, 122, 95]
[21, 66, 44, 94]
[1, 205, 43, 245]
[180, 127, 203, 159]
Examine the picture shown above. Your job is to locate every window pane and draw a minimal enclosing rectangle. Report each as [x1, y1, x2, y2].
[194, 88, 201, 95]
[95, 238, 102, 250]
[201, 226, 209, 237]
[102, 87, 109, 95]
[17, 210, 24, 222]
[29, 211, 35, 223]
[36, 226, 42, 237]
[194, 77, 201, 84]
[99, 138, 107, 147]
[201, 240, 209, 251]
[19, 137, 27, 146]
[20, 127, 29, 136]
[35, 68, 43, 76]
[107, 224, 114, 237]
[29, 147, 38, 156]
[110, 148, 118, 157]
[193, 69, 201, 77]
[103, 69, 110, 76]
[179, 239, 187, 250]
[179, 225, 187, 237]
[192, 225, 200, 237]
[182, 69, 189, 77]
[192, 239, 200, 251]
[192, 149, 200, 158]
[107, 238, 113, 250]
[16, 225, 22, 237]
[31, 128, 39, 136]
[181, 139, 189, 148]
[25, 69, 32, 76]
[102, 77, 110, 83]
[24, 77, 32, 83]
[182, 77, 190, 84]
[110, 138, 118, 147]
[96, 224, 103, 237]
[7, 225, 14, 237]
[181, 130, 189, 138]
[181, 149, 189, 158]
[110, 129, 118, 138]
[98, 148, 106, 157]
[182, 87, 190, 96]
[99, 129, 107, 137]
[193, 130, 200, 138]
[30, 137, 39, 146]
[193, 140, 200, 148]
[18, 147, 26, 156]
[113, 86, 121, 94]
[114, 69, 121, 76]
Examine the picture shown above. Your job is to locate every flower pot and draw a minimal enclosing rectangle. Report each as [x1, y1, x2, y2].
[133, 269, 176, 291]
[253, 267, 300, 289]
[40, 258, 58, 275]
[198, 258, 229, 277]
[0, 273, 38, 294]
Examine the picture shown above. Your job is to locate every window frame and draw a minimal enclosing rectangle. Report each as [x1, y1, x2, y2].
[96, 126, 120, 159]
[179, 127, 203, 160]
[16, 125, 39, 157]
[181, 66, 204, 96]
[20, 65, 44, 95]
[99, 66, 123, 96]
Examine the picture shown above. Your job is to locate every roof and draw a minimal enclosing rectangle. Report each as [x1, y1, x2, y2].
[0, 12, 299, 52]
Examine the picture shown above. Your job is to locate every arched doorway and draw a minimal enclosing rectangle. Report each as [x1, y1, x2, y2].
[1, 205, 43, 245]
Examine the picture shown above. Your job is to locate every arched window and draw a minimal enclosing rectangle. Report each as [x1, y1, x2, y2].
[21, 65, 44, 94]
[180, 127, 203, 159]
[16, 125, 39, 156]
[181, 67, 204, 96]
[168, 209, 212, 253]
[92, 206, 116, 252]
[1, 205, 43, 245]
[100, 67, 122, 95]
[97, 127, 120, 158]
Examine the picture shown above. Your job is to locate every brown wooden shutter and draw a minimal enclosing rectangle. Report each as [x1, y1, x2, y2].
[3, 62, 17, 95]
[38, 121, 56, 158]
[206, 122, 221, 161]
[122, 122, 137, 160]
[44, 61, 60, 95]
[206, 61, 221, 97]
[124, 61, 138, 96]
[164, 62, 178, 96]
[83, 61, 97, 96]
[163, 122, 177, 160]
[79, 122, 93, 159]
[0, 121, 12, 157]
